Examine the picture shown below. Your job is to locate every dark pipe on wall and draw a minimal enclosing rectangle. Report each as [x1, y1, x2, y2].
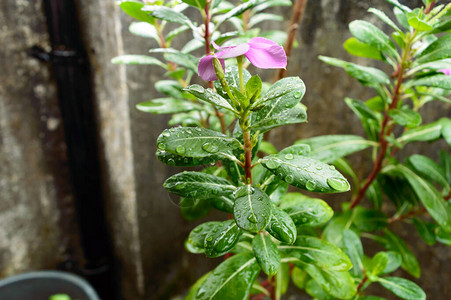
[30, 1, 119, 299]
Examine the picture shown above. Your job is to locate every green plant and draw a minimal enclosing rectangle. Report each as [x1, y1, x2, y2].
[115, 0, 451, 299]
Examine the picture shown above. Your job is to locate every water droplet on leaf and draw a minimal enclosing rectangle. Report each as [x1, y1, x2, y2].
[265, 159, 281, 169]
[327, 177, 350, 191]
[202, 143, 219, 153]
[157, 142, 166, 150]
[284, 153, 294, 160]
[285, 175, 294, 183]
[306, 180, 316, 191]
[176, 145, 185, 154]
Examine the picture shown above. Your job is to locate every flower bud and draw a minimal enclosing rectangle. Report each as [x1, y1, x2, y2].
[212, 57, 225, 81]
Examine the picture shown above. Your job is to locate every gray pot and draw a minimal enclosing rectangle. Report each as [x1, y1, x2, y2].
[0, 271, 100, 300]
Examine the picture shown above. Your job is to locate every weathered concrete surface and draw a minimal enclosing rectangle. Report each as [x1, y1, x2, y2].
[76, 1, 144, 299]
[0, 0, 81, 278]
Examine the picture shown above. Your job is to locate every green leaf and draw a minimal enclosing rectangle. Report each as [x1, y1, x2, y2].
[385, 0, 411, 12]
[388, 108, 422, 128]
[181, 0, 206, 9]
[166, 25, 190, 43]
[187, 221, 222, 253]
[120, 0, 155, 23]
[393, 7, 410, 29]
[275, 263, 290, 299]
[111, 55, 166, 67]
[343, 37, 383, 60]
[164, 171, 235, 199]
[215, 66, 251, 100]
[195, 253, 260, 299]
[215, 0, 260, 28]
[323, 210, 354, 247]
[180, 197, 211, 221]
[210, 196, 235, 213]
[416, 33, 451, 64]
[234, 185, 272, 233]
[266, 207, 297, 244]
[368, 8, 401, 32]
[261, 154, 350, 193]
[407, 74, 451, 90]
[297, 135, 375, 163]
[251, 103, 307, 133]
[279, 193, 333, 227]
[383, 251, 402, 274]
[437, 226, 451, 245]
[319, 56, 390, 86]
[440, 150, 451, 185]
[377, 277, 426, 300]
[150, 48, 199, 72]
[137, 98, 201, 114]
[250, 103, 307, 133]
[383, 229, 420, 278]
[291, 266, 308, 289]
[412, 218, 436, 245]
[367, 252, 389, 280]
[156, 150, 218, 167]
[248, 13, 283, 28]
[252, 76, 305, 111]
[186, 272, 211, 300]
[245, 75, 262, 102]
[305, 279, 335, 300]
[205, 220, 242, 257]
[342, 229, 364, 277]
[349, 20, 398, 58]
[344, 63, 390, 86]
[259, 141, 278, 155]
[408, 16, 432, 31]
[299, 263, 357, 299]
[279, 236, 352, 272]
[397, 121, 442, 143]
[279, 144, 311, 156]
[128, 22, 159, 41]
[49, 295, 71, 300]
[154, 80, 184, 98]
[157, 127, 241, 159]
[354, 208, 388, 232]
[441, 117, 451, 146]
[184, 85, 237, 113]
[143, 5, 194, 28]
[385, 164, 451, 231]
[252, 233, 280, 275]
[408, 154, 450, 191]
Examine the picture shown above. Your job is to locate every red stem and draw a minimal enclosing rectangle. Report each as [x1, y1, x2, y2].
[243, 129, 253, 184]
[356, 275, 368, 293]
[350, 64, 405, 209]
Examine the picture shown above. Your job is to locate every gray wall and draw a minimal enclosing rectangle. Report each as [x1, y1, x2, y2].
[0, 0, 449, 299]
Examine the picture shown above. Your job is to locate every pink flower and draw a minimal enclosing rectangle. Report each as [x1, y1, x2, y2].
[439, 68, 451, 75]
[198, 37, 287, 81]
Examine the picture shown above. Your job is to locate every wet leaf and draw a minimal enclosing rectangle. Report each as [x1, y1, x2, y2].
[279, 193, 333, 227]
[252, 233, 280, 275]
[233, 185, 272, 233]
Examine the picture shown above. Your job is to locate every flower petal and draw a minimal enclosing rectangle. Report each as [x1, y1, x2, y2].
[216, 43, 250, 59]
[245, 40, 287, 69]
[198, 55, 225, 81]
[439, 68, 451, 75]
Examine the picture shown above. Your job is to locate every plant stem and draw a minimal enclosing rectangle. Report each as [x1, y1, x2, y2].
[356, 275, 369, 294]
[237, 55, 245, 93]
[350, 34, 416, 209]
[275, 0, 308, 81]
[243, 127, 253, 184]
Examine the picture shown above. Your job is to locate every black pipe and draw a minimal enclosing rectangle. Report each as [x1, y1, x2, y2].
[31, 1, 119, 299]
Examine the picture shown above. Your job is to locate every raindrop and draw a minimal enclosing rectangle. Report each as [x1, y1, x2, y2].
[294, 91, 302, 99]
[206, 236, 213, 242]
[176, 145, 186, 154]
[316, 166, 322, 170]
[162, 132, 170, 137]
[167, 158, 175, 166]
[247, 214, 257, 223]
[284, 153, 294, 160]
[306, 180, 316, 191]
[327, 177, 350, 192]
[175, 183, 186, 190]
[190, 85, 205, 93]
[301, 217, 308, 223]
[202, 143, 219, 153]
[157, 142, 166, 150]
[329, 165, 336, 170]
[264, 159, 281, 169]
[285, 175, 294, 184]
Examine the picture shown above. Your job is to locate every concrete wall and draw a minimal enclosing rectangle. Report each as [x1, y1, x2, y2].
[0, 0, 449, 299]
